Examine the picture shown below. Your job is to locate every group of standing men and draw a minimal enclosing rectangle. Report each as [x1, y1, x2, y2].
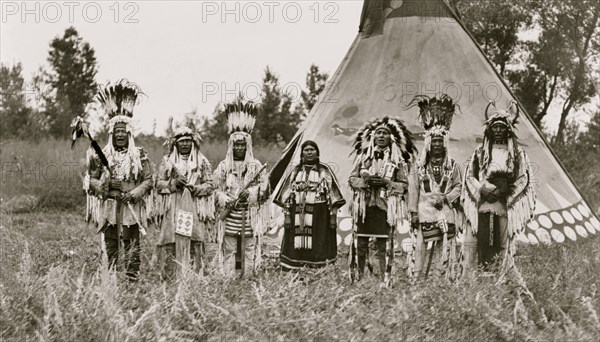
[83, 80, 269, 280]
[80, 80, 536, 285]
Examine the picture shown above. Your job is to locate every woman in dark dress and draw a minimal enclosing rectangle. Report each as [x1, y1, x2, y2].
[273, 141, 346, 271]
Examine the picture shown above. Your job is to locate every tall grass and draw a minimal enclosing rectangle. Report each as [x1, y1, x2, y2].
[2, 138, 599, 340]
[0, 138, 282, 211]
[1, 210, 599, 341]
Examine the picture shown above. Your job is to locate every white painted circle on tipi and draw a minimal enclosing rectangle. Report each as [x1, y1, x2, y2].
[535, 229, 551, 244]
[517, 233, 529, 244]
[578, 204, 590, 218]
[571, 208, 583, 221]
[401, 238, 412, 252]
[550, 212, 563, 224]
[584, 222, 595, 235]
[538, 215, 552, 229]
[344, 234, 353, 246]
[338, 218, 353, 232]
[336, 234, 342, 246]
[398, 219, 410, 234]
[575, 225, 588, 238]
[550, 229, 565, 243]
[562, 210, 575, 224]
[563, 226, 577, 241]
[590, 217, 600, 231]
[527, 220, 539, 231]
[527, 233, 538, 245]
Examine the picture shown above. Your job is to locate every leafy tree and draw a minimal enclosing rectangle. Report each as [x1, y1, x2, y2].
[536, 0, 600, 143]
[202, 65, 327, 144]
[39, 27, 98, 138]
[0, 63, 31, 139]
[551, 108, 600, 210]
[453, 0, 599, 144]
[507, 34, 568, 127]
[301, 64, 330, 112]
[450, 0, 535, 76]
[202, 102, 236, 142]
[260, 67, 303, 143]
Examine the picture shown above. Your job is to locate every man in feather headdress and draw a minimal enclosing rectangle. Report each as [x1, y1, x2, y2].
[84, 80, 153, 279]
[155, 112, 215, 280]
[462, 101, 536, 274]
[407, 94, 462, 281]
[349, 117, 415, 284]
[213, 100, 270, 277]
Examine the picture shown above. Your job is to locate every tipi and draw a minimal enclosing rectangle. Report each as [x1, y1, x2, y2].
[267, 0, 599, 249]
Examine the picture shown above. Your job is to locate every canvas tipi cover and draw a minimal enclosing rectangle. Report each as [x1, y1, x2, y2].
[268, 0, 599, 249]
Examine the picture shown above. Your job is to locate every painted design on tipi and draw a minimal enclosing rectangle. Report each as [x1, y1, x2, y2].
[267, 0, 599, 248]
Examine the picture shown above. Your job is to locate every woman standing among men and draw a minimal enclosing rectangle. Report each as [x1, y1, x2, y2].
[274, 140, 346, 271]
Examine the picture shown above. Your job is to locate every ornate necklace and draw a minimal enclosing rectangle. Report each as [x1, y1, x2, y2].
[430, 156, 444, 183]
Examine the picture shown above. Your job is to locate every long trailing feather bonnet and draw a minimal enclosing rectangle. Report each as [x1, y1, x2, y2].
[351, 116, 416, 227]
[215, 99, 270, 270]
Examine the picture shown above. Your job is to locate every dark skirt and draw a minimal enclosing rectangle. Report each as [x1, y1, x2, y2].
[280, 202, 337, 271]
[356, 206, 390, 238]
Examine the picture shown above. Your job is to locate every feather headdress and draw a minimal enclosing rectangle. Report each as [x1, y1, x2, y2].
[223, 100, 258, 172]
[226, 100, 258, 135]
[352, 116, 415, 164]
[407, 94, 459, 133]
[97, 80, 143, 118]
[95, 79, 145, 181]
[407, 94, 459, 165]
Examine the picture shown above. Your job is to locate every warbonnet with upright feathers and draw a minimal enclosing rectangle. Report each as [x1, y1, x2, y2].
[225, 100, 258, 134]
[96, 79, 144, 119]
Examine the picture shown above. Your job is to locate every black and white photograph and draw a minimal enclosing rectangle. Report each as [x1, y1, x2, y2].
[1, 0, 599, 340]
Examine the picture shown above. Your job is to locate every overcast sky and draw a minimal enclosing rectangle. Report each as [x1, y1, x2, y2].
[1, 1, 595, 136]
[1, 1, 363, 135]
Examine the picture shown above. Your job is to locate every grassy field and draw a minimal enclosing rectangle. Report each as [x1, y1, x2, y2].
[1, 210, 599, 341]
[1, 138, 599, 341]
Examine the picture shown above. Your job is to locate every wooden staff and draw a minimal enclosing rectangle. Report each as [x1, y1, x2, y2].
[115, 191, 124, 270]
